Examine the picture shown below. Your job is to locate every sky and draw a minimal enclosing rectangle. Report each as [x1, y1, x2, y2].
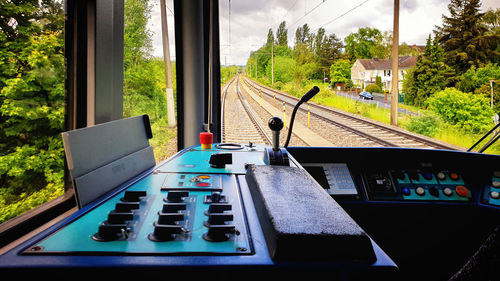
[148, 0, 500, 66]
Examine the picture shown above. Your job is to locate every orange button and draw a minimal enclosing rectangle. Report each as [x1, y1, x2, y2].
[450, 173, 459, 181]
[455, 185, 469, 197]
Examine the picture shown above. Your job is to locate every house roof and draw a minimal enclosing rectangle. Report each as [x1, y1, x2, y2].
[357, 56, 417, 70]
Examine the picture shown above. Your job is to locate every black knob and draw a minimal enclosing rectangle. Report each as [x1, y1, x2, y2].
[203, 225, 236, 242]
[162, 203, 187, 213]
[165, 191, 189, 202]
[157, 213, 185, 225]
[115, 202, 140, 212]
[207, 203, 232, 213]
[94, 222, 128, 241]
[121, 190, 147, 202]
[209, 153, 232, 168]
[206, 213, 233, 225]
[149, 223, 184, 241]
[107, 211, 134, 224]
[268, 117, 284, 131]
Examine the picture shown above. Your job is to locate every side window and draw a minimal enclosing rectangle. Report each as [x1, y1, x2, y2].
[0, 1, 66, 224]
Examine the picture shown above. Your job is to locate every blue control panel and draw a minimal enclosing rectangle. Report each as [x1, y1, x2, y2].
[25, 173, 251, 255]
[484, 171, 500, 207]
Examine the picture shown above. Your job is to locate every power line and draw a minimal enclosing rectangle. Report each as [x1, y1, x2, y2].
[319, 0, 370, 29]
[287, 0, 328, 30]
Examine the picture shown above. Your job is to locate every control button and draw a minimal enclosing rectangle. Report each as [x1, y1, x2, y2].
[162, 203, 187, 213]
[402, 187, 411, 196]
[196, 182, 211, 187]
[121, 190, 147, 202]
[423, 172, 433, 180]
[450, 173, 459, 181]
[203, 225, 236, 242]
[107, 211, 134, 224]
[206, 214, 233, 225]
[115, 202, 140, 212]
[207, 191, 225, 203]
[490, 191, 500, 199]
[437, 172, 446, 180]
[94, 222, 129, 241]
[443, 187, 453, 196]
[198, 175, 211, 179]
[157, 213, 184, 225]
[207, 203, 232, 213]
[408, 171, 419, 181]
[209, 153, 232, 168]
[415, 187, 425, 196]
[493, 181, 500, 188]
[165, 191, 189, 202]
[149, 223, 184, 241]
[455, 185, 469, 197]
[429, 187, 439, 197]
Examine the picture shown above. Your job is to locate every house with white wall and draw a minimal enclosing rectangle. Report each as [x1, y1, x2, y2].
[351, 56, 417, 92]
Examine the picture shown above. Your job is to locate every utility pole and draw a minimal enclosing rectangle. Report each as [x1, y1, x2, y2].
[160, 0, 176, 127]
[491, 80, 495, 109]
[390, 0, 399, 126]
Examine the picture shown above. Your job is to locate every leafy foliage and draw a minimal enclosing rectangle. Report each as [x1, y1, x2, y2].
[407, 112, 442, 137]
[402, 35, 455, 107]
[0, 0, 65, 223]
[435, 0, 500, 74]
[365, 84, 382, 94]
[427, 87, 494, 133]
[330, 59, 352, 85]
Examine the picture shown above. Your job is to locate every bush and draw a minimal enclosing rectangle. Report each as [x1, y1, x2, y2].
[427, 87, 494, 133]
[365, 84, 382, 93]
[407, 112, 442, 137]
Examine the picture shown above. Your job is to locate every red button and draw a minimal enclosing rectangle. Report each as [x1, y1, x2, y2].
[455, 185, 469, 197]
[196, 182, 211, 187]
[450, 173, 459, 181]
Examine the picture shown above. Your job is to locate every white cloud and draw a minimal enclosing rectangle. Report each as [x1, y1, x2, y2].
[145, 0, 500, 66]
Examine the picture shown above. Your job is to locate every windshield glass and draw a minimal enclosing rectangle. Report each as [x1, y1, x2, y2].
[217, 0, 500, 153]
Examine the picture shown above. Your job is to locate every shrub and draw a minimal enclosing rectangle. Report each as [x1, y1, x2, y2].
[427, 87, 494, 133]
[365, 84, 382, 93]
[407, 112, 442, 137]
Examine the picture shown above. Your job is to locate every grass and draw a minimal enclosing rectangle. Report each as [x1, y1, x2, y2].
[254, 76, 500, 155]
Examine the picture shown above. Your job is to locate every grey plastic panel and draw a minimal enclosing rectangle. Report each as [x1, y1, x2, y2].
[62, 115, 155, 207]
[74, 146, 155, 207]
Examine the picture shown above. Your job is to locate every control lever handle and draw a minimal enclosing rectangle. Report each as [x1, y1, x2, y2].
[268, 117, 284, 151]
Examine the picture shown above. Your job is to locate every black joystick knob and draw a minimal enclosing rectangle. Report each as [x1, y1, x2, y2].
[268, 117, 284, 151]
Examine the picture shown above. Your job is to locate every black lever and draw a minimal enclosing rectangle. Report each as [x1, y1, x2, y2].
[283, 86, 320, 148]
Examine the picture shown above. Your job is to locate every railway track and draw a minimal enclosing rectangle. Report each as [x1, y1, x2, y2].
[221, 77, 272, 145]
[241, 76, 462, 151]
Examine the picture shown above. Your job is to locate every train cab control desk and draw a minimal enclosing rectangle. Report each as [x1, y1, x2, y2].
[0, 116, 396, 276]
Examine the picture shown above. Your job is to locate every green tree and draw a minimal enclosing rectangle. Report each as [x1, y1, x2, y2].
[402, 35, 455, 107]
[427, 87, 494, 133]
[276, 21, 288, 46]
[344, 27, 383, 60]
[123, 0, 167, 122]
[330, 59, 352, 86]
[0, 0, 65, 219]
[434, 0, 500, 74]
[266, 56, 295, 83]
[457, 64, 500, 93]
[316, 33, 343, 78]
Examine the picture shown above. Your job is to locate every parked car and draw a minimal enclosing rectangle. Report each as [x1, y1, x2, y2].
[359, 91, 374, 100]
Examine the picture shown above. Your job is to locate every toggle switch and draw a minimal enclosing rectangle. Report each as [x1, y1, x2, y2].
[162, 203, 187, 213]
[107, 211, 134, 224]
[157, 213, 184, 225]
[121, 190, 147, 202]
[94, 222, 129, 241]
[165, 191, 189, 202]
[203, 225, 236, 242]
[207, 203, 232, 213]
[206, 213, 233, 225]
[149, 223, 184, 242]
[115, 202, 140, 212]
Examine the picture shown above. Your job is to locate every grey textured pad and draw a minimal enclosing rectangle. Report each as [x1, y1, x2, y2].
[246, 165, 376, 262]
